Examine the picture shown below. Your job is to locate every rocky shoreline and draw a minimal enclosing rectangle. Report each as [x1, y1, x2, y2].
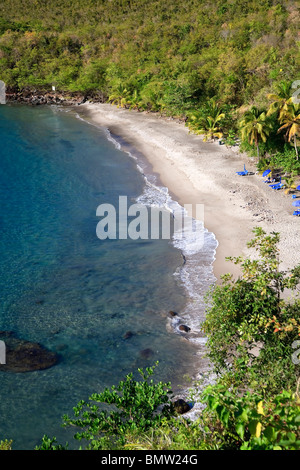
[5, 87, 107, 106]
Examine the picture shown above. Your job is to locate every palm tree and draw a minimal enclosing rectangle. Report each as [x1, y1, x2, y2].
[187, 98, 225, 141]
[284, 176, 296, 195]
[239, 106, 273, 160]
[197, 114, 225, 141]
[108, 83, 130, 108]
[127, 89, 141, 110]
[267, 80, 293, 118]
[203, 98, 225, 120]
[277, 102, 300, 160]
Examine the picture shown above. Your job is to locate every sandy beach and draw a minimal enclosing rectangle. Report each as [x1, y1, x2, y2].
[75, 102, 300, 284]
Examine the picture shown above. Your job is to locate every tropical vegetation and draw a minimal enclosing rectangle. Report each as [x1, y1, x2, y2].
[0, 0, 299, 171]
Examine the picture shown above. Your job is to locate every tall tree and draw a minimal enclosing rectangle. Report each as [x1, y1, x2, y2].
[277, 102, 300, 160]
[187, 98, 225, 141]
[267, 80, 293, 119]
[239, 106, 272, 160]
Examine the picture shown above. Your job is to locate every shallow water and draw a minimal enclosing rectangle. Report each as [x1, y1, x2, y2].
[0, 104, 206, 449]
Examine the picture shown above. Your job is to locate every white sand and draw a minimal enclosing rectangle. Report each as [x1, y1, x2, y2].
[76, 102, 300, 284]
[72, 102, 300, 414]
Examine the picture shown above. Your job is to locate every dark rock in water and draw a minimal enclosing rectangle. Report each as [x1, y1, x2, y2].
[179, 324, 191, 332]
[0, 331, 59, 373]
[169, 311, 178, 317]
[139, 348, 154, 359]
[0, 330, 14, 337]
[173, 399, 191, 414]
[123, 331, 134, 340]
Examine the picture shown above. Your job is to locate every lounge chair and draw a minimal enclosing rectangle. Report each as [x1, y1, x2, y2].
[270, 182, 284, 190]
[236, 164, 248, 176]
[269, 177, 283, 189]
[293, 210, 300, 216]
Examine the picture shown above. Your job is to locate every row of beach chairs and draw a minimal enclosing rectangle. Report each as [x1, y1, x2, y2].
[236, 166, 300, 216]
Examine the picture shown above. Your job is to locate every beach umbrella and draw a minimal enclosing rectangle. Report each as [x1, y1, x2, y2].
[292, 200, 300, 207]
[262, 169, 271, 177]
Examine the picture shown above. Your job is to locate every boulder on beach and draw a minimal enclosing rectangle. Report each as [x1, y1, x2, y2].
[0, 331, 59, 373]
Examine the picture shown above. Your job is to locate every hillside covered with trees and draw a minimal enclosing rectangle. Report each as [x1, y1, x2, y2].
[0, 0, 299, 113]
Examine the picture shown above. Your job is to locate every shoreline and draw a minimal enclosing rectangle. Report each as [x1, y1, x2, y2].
[71, 101, 300, 416]
[75, 102, 300, 284]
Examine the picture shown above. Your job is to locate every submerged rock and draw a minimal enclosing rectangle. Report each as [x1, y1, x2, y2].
[123, 331, 134, 340]
[0, 331, 59, 373]
[139, 348, 154, 359]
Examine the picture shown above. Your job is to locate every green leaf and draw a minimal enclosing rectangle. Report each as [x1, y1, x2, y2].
[263, 425, 276, 441]
[236, 423, 245, 440]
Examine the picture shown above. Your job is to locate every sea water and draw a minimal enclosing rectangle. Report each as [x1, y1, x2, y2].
[0, 104, 217, 449]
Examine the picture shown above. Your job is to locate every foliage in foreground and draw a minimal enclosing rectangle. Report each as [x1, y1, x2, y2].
[37, 363, 174, 450]
[202, 227, 300, 389]
[33, 228, 300, 451]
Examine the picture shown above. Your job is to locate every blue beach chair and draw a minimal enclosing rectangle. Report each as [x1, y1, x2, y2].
[273, 183, 284, 190]
[269, 176, 283, 190]
[236, 164, 248, 176]
[292, 200, 300, 216]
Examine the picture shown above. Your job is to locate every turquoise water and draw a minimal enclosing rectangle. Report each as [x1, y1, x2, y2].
[0, 104, 200, 449]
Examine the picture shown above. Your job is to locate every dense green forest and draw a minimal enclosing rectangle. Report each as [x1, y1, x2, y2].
[1, 0, 299, 168]
[0, 0, 299, 111]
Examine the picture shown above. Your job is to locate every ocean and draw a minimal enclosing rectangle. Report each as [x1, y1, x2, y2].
[0, 103, 217, 449]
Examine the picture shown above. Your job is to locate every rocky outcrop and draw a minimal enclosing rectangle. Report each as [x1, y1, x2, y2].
[5, 87, 107, 106]
[0, 331, 59, 373]
[172, 398, 192, 414]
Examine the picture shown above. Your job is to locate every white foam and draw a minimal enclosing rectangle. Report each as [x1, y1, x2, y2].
[99, 126, 218, 330]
